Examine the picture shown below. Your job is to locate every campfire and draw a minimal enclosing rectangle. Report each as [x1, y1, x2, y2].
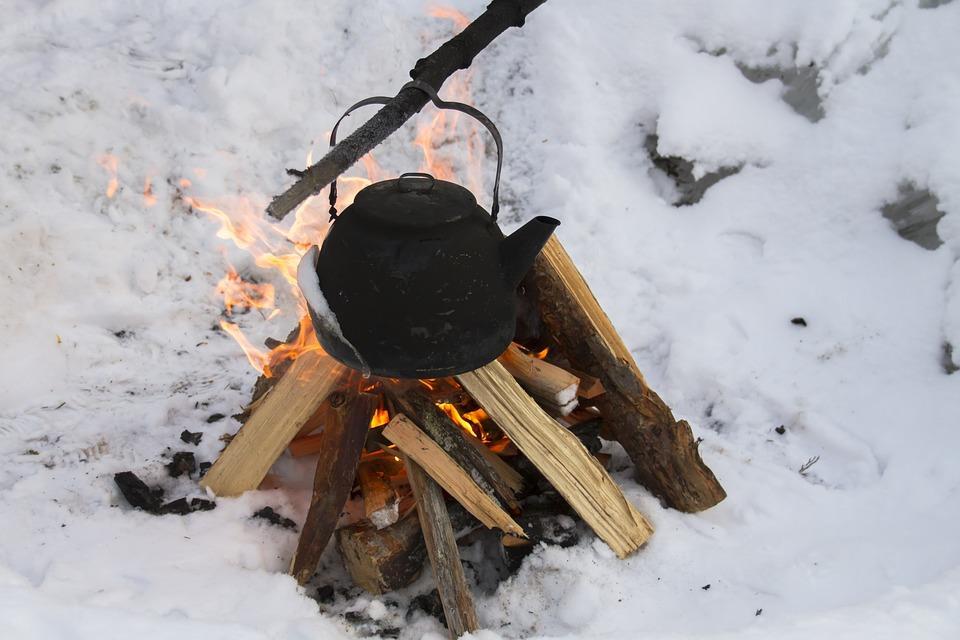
[175, 6, 725, 637]
[199, 231, 725, 635]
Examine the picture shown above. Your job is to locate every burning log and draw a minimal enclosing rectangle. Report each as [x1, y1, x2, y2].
[382, 414, 525, 537]
[266, 0, 549, 220]
[498, 343, 580, 415]
[201, 352, 346, 497]
[459, 426, 525, 495]
[389, 388, 521, 511]
[405, 458, 479, 639]
[358, 458, 401, 530]
[528, 236, 727, 512]
[290, 392, 378, 585]
[457, 361, 653, 558]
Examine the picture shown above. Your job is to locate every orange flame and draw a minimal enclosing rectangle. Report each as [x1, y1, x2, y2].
[429, 5, 470, 31]
[216, 266, 276, 315]
[370, 395, 391, 428]
[189, 6, 488, 377]
[97, 155, 119, 198]
[143, 176, 157, 207]
[437, 402, 487, 440]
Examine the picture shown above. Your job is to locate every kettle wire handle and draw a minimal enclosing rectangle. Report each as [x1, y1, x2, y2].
[327, 80, 503, 221]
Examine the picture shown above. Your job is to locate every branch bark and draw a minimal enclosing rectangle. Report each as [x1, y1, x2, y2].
[266, 0, 548, 220]
[528, 237, 727, 512]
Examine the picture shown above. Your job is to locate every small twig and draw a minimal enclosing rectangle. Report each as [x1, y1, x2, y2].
[799, 455, 820, 475]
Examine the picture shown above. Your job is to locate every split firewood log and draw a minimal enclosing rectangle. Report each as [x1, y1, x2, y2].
[458, 361, 653, 559]
[388, 387, 521, 511]
[383, 414, 525, 537]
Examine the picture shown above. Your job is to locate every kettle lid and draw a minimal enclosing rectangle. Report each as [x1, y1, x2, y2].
[350, 172, 482, 227]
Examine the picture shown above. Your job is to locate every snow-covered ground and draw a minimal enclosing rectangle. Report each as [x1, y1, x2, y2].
[2, 0, 959, 638]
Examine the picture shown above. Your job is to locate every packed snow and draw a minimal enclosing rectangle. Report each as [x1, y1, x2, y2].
[2, 0, 959, 638]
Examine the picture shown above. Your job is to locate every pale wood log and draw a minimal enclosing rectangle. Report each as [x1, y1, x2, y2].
[529, 235, 726, 512]
[201, 352, 345, 497]
[537, 396, 579, 418]
[290, 393, 378, 585]
[457, 361, 653, 558]
[406, 458, 479, 638]
[358, 459, 400, 530]
[383, 415, 525, 537]
[498, 343, 579, 407]
[390, 388, 520, 511]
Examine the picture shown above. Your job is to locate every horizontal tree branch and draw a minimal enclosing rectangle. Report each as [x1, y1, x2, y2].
[266, 0, 548, 220]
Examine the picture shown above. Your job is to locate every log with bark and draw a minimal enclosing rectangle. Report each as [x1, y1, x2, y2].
[290, 392, 378, 585]
[527, 236, 727, 512]
[266, 0, 549, 220]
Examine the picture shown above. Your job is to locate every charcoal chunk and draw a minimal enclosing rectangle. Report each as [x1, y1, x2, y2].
[114, 471, 163, 512]
[180, 430, 203, 445]
[253, 506, 297, 530]
[166, 452, 197, 478]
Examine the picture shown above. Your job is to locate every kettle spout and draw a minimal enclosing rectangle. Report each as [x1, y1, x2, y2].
[500, 215, 560, 288]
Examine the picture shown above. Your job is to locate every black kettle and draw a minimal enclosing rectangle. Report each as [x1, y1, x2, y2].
[297, 81, 559, 379]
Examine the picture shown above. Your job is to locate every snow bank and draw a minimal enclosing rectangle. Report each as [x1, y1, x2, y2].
[1, 0, 958, 638]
